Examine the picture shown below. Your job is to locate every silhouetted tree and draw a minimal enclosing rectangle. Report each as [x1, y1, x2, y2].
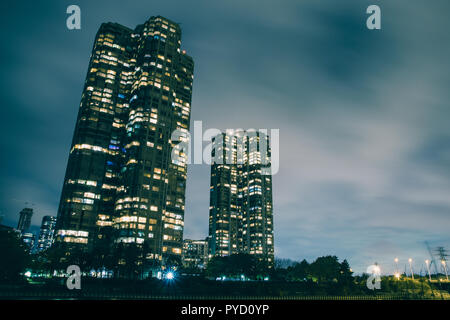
[0, 229, 30, 283]
[113, 242, 143, 279]
[287, 259, 310, 281]
[309, 255, 341, 282]
[338, 259, 353, 283]
[205, 256, 227, 278]
[206, 254, 264, 279]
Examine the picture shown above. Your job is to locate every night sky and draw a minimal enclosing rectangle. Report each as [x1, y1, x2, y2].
[1, 0, 449, 274]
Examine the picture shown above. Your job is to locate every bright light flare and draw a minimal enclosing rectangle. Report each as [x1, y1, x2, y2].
[373, 265, 381, 275]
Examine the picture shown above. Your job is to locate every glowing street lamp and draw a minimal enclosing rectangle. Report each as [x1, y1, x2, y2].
[425, 259, 432, 281]
[394, 258, 399, 274]
[165, 271, 175, 280]
[408, 258, 414, 280]
[373, 265, 381, 275]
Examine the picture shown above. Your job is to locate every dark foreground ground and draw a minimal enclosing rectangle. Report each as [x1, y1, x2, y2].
[1, 277, 449, 300]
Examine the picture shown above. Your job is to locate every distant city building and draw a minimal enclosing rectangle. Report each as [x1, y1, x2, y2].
[17, 208, 33, 233]
[21, 232, 36, 250]
[208, 131, 274, 267]
[37, 216, 57, 252]
[182, 239, 209, 269]
[55, 16, 194, 270]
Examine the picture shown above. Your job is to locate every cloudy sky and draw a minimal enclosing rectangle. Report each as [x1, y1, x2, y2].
[1, 0, 449, 274]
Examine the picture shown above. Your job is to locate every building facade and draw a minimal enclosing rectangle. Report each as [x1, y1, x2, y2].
[37, 216, 57, 252]
[17, 208, 33, 233]
[55, 22, 135, 252]
[208, 131, 274, 267]
[21, 232, 36, 251]
[182, 239, 209, 269]
[55, 16, 194, 269]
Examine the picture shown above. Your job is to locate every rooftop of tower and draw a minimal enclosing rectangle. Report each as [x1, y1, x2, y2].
[99, 16, 192, 59]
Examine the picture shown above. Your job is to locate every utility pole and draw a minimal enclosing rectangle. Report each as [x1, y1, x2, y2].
[408, 258, 414, 280]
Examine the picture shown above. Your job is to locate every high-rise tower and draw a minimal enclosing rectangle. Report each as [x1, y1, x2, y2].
[55, 16, 194, 269]
[114, 17, 194, 267]
[37, 216, 57, 252]
[55, 22, 135, 251]
[17, 208, 33, 233]
[208, 131, 274, 267]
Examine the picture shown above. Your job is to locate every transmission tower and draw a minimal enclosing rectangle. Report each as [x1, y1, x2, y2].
[435, 246, 449, 280]
[425, 241, 439, 275]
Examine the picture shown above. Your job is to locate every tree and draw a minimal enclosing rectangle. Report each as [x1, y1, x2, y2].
[205, 254, 264, 279]
[0, 229, 31, 283]
[309, 256, 341, 282]
[287, 259, 310, 281]
[274, 258, 296, 269]
[44, 245, 70, 273]
[229, 254, 257, 277]
[338, 259, 355, 294]
[90, 243, 114, 271]
[338, 259, 353, 283]
[113, 242, 143, 279]
[205, 256, 227, 278]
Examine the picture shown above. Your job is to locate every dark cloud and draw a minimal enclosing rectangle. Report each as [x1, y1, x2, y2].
[1, 0, 449, 273]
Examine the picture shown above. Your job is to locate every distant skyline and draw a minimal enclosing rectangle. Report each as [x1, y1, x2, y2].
[1, 0, 449, 274]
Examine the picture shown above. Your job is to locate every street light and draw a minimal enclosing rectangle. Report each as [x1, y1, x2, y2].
[408, 258, 414, 280]
[425, 259, 432, 281]
[394, 258, 399, 275]
[373, 265, 381, 275]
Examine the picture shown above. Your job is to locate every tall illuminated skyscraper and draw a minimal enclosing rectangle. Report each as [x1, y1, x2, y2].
[55, 22, 135, 252]
[37, 216, 57, 252]
[208, 131, 274, 267]
[114, 17, 193, 267]
[55, 16, 194, 269]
